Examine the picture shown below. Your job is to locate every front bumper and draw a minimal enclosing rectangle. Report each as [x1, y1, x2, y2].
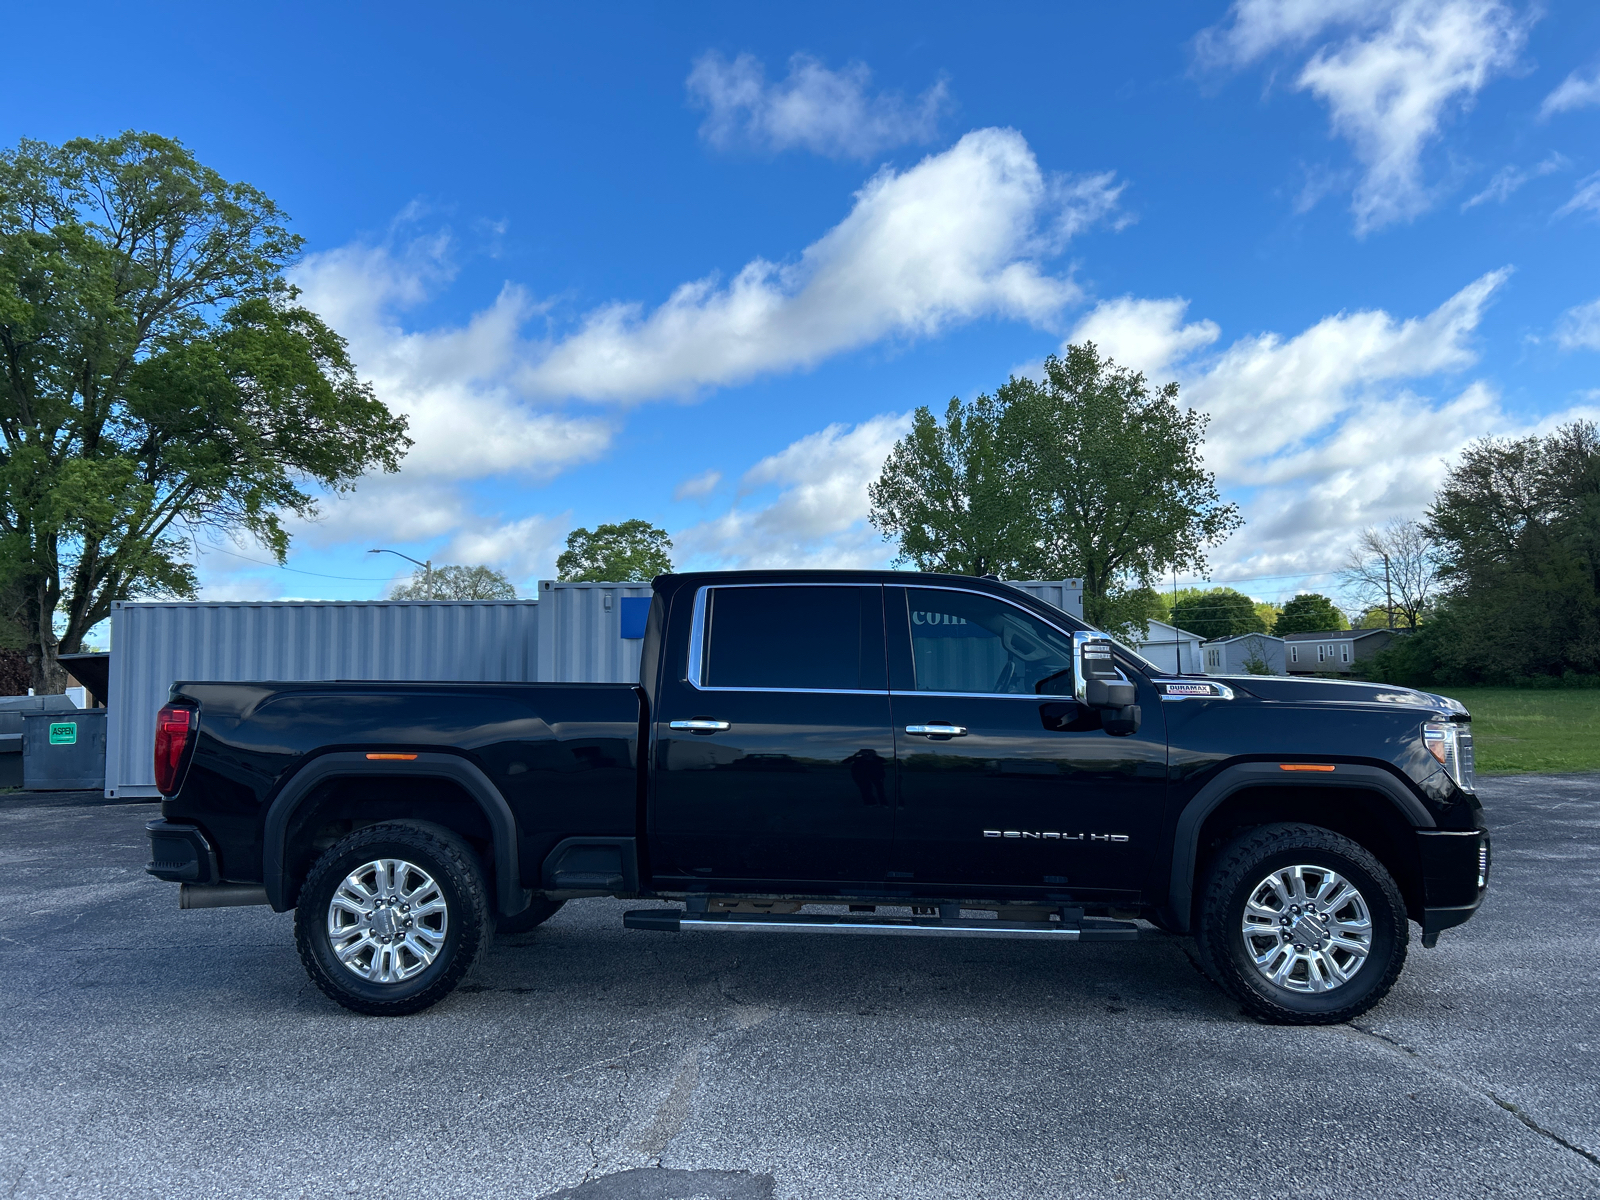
[1417, 828, 1490, 947]
[145, 820, 219, 884]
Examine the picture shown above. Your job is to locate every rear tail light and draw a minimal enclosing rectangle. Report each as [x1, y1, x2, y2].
[154, 704, 195, 795]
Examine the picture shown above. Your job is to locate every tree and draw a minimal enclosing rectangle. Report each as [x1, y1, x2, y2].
[557, 520, 674, 582]
[0, 133, 409, 692]
[869, 343, 1241, 637]
[1339, 519, 1438, 629]
[1273, 593, 1348, 634]
[1423, 421, 1600, 680]
[389, 564, 517, 600]
[1001, 345, 1241, 634]
[1169, 587, 1267, 640]
[867, 392, 1025, 576]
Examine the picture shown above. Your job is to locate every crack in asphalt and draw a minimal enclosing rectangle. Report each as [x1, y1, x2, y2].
[1347, 1023, 1600, 1172]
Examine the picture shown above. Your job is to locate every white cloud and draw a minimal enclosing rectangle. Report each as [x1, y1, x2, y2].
[1193, 0, 1377, 67]
[1541, 65, 1600, 118]
[441, 513, 572, 585]
[673, 469, 723, 502]
[687, 51, 949, 160]
[1057, 271, 1599, 590]
[1067, 297, 1220, 378]
[1461, 153, 1568, 209]
[1197, 0, 1531, 234]
[524, 129, 1119, 403]
[292, 235, 615, 484]
[1556, 298, 1600, 351]
[1181, 268, 1510, 479]
[673, 414, 911, 568]
[1555, 171, 1600, 221]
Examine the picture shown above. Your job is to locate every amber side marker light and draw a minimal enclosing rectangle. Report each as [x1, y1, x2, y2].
[1279, 763, 1336, 772]
[366, 753, 418, 761]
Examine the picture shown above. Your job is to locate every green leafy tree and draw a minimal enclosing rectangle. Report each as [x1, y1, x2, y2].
[867, 392, 1026, 576]
[1169, 587, 1266, 640]
[0, 133, 409, 692]
[1273, 593, 1348, 634]
[1001, 344, 1241, 634]
[557, 520, 674, 582]
[1422, 421, 1600, 681]
[870, 343, 1240, 638]
[389, 564, 517, 600]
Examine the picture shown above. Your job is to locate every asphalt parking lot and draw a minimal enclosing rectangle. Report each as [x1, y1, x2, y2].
[1, 776, 1597, 1200]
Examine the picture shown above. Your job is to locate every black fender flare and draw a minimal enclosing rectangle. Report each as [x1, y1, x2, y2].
[261, 751, 528, 918]
[1161, 761, 1435, 934]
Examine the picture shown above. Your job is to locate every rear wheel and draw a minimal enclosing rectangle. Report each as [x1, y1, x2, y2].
[295, 822, 491, 1016]
[1195, 823, 1407, 1025]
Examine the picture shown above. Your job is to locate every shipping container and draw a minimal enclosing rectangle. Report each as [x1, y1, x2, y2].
[106, 598, 542, 799]
[535, 581, 655, 683]
[1004, 579, 1084, 619]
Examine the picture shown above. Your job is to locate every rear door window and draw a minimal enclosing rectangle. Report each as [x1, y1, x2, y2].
[702, 586, 885, 691]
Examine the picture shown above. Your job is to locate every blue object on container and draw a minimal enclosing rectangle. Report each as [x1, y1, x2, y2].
[620, 597, 651, 640]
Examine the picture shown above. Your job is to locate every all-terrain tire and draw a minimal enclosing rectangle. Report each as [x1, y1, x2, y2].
[295, 821, 492, 1016]
[1195, 823, 1408, 1025]
[496, 897, 566, 935]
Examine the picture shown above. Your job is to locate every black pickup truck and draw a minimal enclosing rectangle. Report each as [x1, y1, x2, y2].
[146, 570, 1489, 1023]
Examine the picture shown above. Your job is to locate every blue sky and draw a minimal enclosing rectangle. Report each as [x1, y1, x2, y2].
[9, 1, 1600, 613]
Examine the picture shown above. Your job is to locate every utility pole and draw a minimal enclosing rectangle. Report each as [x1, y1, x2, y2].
[369, 548, 434, 599]
[1173, 569, 1181, 674]
[1383, 553, 1393, 630]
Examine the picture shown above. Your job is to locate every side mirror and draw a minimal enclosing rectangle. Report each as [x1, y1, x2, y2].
[1073, 632, 1141, 735]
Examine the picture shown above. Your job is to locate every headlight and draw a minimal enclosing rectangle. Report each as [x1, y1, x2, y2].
[1423, 721, 1476, 793]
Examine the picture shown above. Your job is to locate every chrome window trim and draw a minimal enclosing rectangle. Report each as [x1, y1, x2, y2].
[686, 582, 885, 693]
[888, 689, 1075, 701]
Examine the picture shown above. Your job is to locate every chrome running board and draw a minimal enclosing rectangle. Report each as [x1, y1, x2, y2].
[623, 910, 1138, 941]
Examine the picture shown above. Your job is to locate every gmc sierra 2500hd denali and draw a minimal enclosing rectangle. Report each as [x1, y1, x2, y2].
[146, 570, 1489, 1023]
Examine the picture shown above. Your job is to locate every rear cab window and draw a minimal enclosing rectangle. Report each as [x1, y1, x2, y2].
[699, 585, 886, 691]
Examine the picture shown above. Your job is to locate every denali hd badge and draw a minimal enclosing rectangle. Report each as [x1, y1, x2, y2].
[983, 830, 1130, 842]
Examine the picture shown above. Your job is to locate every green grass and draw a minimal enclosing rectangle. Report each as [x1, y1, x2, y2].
[1430, 687, 1600, 775]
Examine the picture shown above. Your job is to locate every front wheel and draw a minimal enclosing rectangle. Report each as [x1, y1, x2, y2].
[1195, 823, 1408, 1025]
[294, 822, 491, 1016]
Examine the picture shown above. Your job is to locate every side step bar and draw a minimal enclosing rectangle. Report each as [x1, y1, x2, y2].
[623, 909, 1138, 941]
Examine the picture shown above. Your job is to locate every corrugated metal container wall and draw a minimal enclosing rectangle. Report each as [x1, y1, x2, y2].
[535, 581, 655, 683]
[1003, 579, 1085, 619]
[106, 600, 541, 799]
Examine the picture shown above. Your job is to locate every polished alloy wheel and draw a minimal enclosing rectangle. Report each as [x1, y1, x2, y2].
[1239, 864, 1372, 994]
[326, 858, 449, 983]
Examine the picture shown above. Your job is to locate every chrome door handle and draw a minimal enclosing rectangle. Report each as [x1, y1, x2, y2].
[669, 719, 730, 732]
[905, 724, 967, 737]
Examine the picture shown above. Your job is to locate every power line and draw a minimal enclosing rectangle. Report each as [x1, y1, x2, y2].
[197, 543, 393, 582]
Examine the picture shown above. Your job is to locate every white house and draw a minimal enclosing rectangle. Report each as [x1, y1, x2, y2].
[1201, 632, 1287, 676]
[1130, 620, 1206, 675]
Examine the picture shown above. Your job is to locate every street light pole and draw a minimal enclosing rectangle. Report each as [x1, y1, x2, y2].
[368, 548, 433, 599]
